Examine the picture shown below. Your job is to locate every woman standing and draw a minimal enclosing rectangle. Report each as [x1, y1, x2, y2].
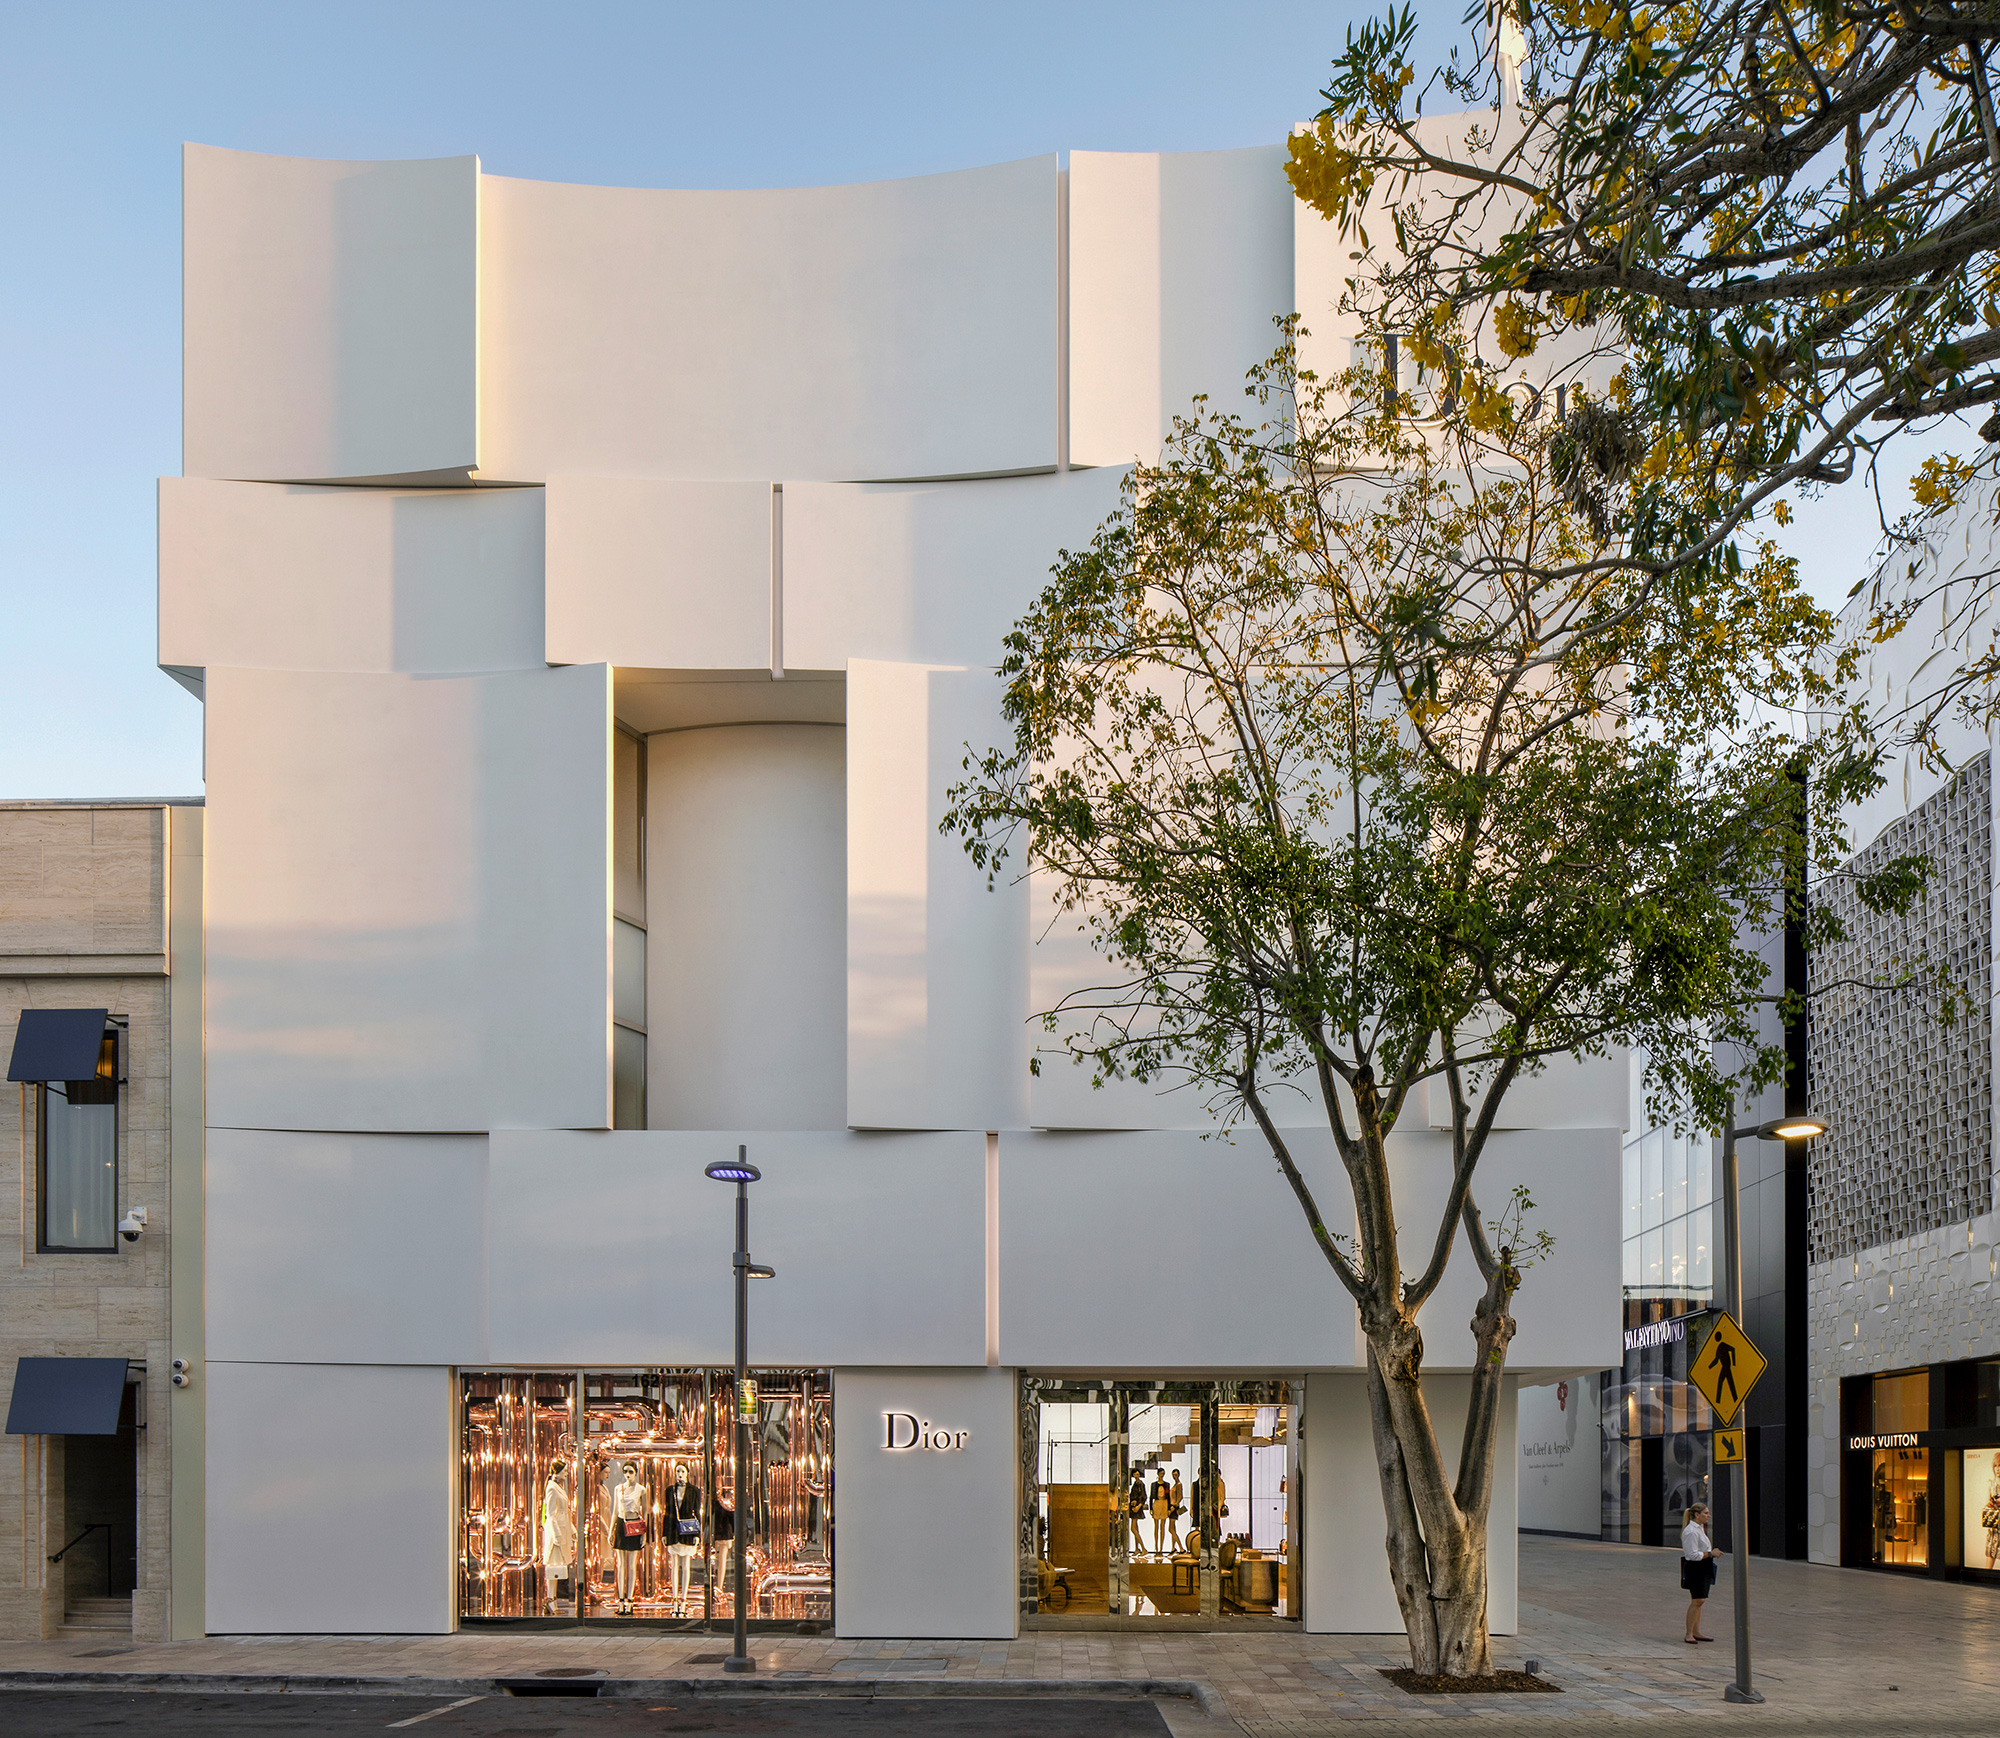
[1681, 1503, 1718, 1643]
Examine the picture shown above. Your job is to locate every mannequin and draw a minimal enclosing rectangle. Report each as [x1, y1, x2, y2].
[540, 1459, 574, 1615]
[1149, 1470, 1171, 1555]
[1126, 1470, 1148, 1555]
[1982, 1451, 2000, 1571]
[608, 1460, 646, 1614]
[665, 1459, 704, 1615]
[1168, 1469, 1186, 1553]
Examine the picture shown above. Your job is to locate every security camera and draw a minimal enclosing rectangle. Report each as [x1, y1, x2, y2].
[118, 1206, 147, 1243]
[170, 1357, 193, 1389]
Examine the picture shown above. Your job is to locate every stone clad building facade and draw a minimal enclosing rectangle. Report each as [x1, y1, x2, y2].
[0, 801, 202, 1639]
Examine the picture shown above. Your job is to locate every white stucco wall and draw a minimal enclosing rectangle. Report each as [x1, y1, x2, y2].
[183, 146, 478, 485]
[1304, 1373, 1517, 1636]
[832, 1368, 1019, 1639]
[158, 479, 545, 681]
[203, 662, 612, 1135]
[645, 723, 846, 1130]
[477, 159, 1058, 484]
[205, 1362, 453, 1634]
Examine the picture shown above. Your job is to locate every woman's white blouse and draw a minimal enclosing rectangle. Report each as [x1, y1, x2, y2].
[1682, 1522, 1712, 1560]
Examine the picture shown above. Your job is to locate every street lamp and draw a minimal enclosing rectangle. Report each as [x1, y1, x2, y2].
[704, 1146, 774, 1674]
[1715, 1099, 1826, 1706]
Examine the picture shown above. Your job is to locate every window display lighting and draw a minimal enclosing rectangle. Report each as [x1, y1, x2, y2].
[459, 1369, 830, 1626]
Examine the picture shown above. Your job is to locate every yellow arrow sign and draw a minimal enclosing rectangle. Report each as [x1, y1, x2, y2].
[1690, 1311, 1766, 1424]
[1714, 1428, 1745, 1465]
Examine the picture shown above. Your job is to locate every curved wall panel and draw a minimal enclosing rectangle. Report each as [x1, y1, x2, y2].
[646, 724, 846, 1129]
[1069, 146, 1295, 468]
[159, 479, 544, 677]
[478, 158, 1057, 483]
[184, 145, 477, 484]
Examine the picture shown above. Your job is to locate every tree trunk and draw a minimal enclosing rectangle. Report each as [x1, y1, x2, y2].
[1359, 1264, 1514, 1677]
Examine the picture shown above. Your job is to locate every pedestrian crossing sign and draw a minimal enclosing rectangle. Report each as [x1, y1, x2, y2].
[1714, 1428, 1745, 1464]
[1690, 1311, 1766, 1424]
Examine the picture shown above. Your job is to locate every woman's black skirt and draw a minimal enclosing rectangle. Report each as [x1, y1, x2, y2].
[1681, 1556, 1716, 1597]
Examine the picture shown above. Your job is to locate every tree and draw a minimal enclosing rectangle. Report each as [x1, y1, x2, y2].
[1285, 0, 2000, 762]
[945, 334, 1851, 1674]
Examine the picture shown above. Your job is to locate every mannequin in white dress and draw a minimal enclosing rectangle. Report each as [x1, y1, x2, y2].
[540, 1458, 574, 1614]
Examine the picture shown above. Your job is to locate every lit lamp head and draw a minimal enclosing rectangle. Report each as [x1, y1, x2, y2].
[1754, 1115, 1828, 1142]
[705, 1146, 761, 1185]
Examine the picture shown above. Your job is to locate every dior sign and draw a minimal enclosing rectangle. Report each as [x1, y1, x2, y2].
[883, 1412, 968, 1451]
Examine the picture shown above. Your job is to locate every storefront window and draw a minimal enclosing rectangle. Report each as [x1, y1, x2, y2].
[1851, 1370, 1929, 1570]
[1027, 1379, 1293, 1621]
[460, 1368, 830, 1625]
[460, 1372, 577, 1617]
[1962, 1448, 2000, 1574]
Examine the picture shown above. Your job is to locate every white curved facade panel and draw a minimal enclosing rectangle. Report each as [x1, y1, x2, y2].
[784, 468, 1125, 670]
[183, 145, 477, 485]
[997, 1129, 1361, 1368]
[205, 1362, 453, 1634]
[205, 1130, 489, 1364]
[645, 723, 846, 1130]
[847, 660, 1029, 1130]
[1069, 146, 1295, 468]
[478, 158, 1059, 484]
[158, 478, 544, 676]
[545, 475, 772, 669]
[486, 1131, 985, 1367]
[205, 663, 611, 1134]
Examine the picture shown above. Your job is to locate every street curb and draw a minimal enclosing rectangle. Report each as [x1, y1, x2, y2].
[0, 1670, 1229, 1718]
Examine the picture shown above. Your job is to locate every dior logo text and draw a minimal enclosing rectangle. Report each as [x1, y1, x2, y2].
[883, 1413, 969, 1451]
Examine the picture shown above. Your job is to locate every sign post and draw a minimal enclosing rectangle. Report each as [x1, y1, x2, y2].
[1710, 1103, 1769, 1705]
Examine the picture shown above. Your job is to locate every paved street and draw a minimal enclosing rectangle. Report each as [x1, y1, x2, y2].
[0, 1693, 1172, 1737]
[1, 1537, 1996, 1735]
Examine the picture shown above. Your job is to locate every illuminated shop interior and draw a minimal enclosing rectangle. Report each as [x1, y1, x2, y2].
[460, 1368, 831, 1625]
[1026, 1378, 1295, 1620]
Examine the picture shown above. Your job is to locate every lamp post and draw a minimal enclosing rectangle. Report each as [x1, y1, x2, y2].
[705, 1146, 774, 1675]
[1715, 1100, 1826, 1706]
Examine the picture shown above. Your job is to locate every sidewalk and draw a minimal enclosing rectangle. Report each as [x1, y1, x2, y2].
[4, 1536, 1997, 1734]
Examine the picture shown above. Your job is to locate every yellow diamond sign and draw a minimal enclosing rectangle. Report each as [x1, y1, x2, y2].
[1690, 1311, 1766, 1424]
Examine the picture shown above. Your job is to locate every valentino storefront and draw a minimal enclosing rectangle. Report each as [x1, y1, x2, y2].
[1840, 1358, 2000, 1581]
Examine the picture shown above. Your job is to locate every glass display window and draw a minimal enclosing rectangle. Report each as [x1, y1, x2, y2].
[1960, 1448, 2000, 1574]
[1025, 1378, 1294, 1622]
[459, 1367, 830, 1626]
[1868, 1445, 1929, 1568]
[1868, 1370, 1928, 1436]
[582, 1369, 710, 1620]
[702, 1368, 832, 1624]
[460, 1372, 578, 1618]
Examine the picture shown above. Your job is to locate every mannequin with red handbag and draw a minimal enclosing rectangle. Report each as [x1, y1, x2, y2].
[607, 1460, 647, 1615]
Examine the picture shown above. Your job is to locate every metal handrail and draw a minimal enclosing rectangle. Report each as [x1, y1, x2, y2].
[47, 1522, 109, 1566]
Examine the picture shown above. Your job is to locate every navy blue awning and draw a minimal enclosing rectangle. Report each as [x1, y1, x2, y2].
[6, 1008, 109, 1083]
[5, 1358, 130, 1435]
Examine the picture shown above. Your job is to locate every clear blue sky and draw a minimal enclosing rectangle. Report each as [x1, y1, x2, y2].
[0, 1, 1925, 798]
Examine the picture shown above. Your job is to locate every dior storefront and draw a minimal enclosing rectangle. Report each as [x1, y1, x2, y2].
[459, 1370, 830, 1628]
